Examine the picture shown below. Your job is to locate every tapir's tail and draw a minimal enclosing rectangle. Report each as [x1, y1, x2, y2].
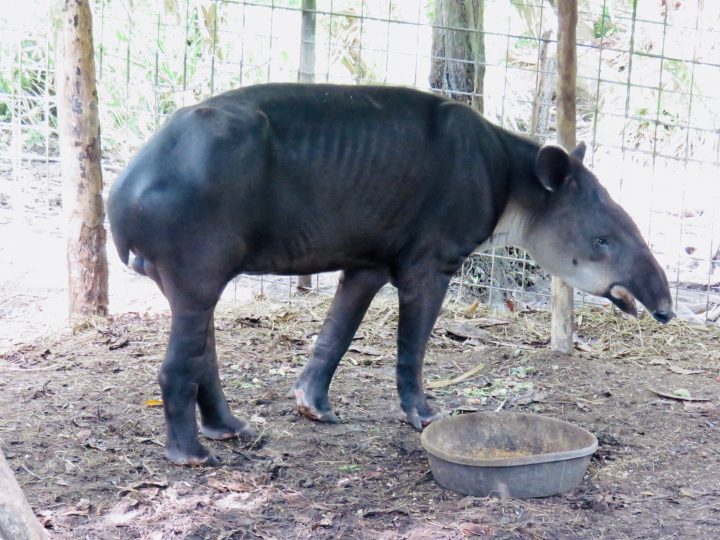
[112, 230, 131, 267]
[107, 172, 149, 277]
[108, 216, 149, 277]
[111, 229, 148, 277]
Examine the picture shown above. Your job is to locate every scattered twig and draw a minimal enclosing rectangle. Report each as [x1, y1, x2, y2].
[635, 318, 644, 348]
[494, 397, 508, 412]
[20, 464, 45, 481]
[362, 505, 411, 517]
[648, 387, 711, 402]
[427, 362, 485, 389]
[248, 427, 267, 451]
[0, 364, 62, 372]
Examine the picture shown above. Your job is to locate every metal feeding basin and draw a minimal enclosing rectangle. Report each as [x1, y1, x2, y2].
[421, 412, 598, 498]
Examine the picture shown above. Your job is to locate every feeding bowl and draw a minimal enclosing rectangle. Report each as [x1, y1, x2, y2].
[421, 412, 598, 498]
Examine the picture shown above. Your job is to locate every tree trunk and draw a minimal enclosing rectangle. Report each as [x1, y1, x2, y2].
[0, 449, 48, 540]
[296, 0, 317, 291]
[551, 0, 578, 354]
[298, 0, 316, 84]
[57, 0, 109, 319]
[430, 0, 485, 114]
[531, 29, 556, 138]
[431, 1, 495, 305]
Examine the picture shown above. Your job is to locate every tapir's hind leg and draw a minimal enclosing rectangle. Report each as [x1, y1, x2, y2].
[396, 271, 450, 429]
[159, 303, 217, 465]
[293, 269, 388, 422]
[153, 265, 249, 466]
[197, 316, 257, 442]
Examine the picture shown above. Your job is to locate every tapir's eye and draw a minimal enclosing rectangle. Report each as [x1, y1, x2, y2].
[594, 237, 609, 248]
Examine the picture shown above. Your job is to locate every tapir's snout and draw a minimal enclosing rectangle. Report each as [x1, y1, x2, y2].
[651, 305, 675, 324]
[631, 256, 676, 324]
[607, 283, 675, 324]
[607, 253, 675, 325]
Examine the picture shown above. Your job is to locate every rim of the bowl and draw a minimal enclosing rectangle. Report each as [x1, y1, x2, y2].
[420, 412, 599, 467]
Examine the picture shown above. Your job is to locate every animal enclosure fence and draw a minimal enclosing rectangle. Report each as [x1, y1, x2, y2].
[1, 0, 719, 322]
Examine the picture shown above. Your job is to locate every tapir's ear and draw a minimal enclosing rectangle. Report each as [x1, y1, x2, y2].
[571, 141, 587, 162]
[535, 145, 570, 192]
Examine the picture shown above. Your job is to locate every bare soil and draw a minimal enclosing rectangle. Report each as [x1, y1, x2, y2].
[1, 296, 719, 539]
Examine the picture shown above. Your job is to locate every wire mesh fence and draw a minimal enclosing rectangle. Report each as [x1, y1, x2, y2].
[1, 0, 719, 321]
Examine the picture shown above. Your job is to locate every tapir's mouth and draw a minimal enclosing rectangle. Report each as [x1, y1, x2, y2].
[607, 284, 638, 318]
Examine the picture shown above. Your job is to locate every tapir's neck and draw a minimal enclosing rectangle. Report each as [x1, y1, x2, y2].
[477, 201, 531, 252]
[476, 130, 543, 253]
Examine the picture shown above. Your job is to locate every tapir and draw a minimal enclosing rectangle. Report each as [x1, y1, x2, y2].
[107, 83, 675, 465]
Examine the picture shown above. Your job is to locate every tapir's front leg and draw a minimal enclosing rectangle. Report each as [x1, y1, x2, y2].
[293, 269, 388, 422]
[395, 271, 450, 429]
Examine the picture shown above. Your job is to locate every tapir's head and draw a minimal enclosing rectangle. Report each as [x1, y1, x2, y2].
[524, 143, 675, 323]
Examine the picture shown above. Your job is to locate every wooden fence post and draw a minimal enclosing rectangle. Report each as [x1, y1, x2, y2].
[296, 0, 317, 291]
[551, 0, 578, 354]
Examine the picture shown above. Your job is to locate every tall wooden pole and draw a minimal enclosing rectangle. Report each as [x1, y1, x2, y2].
[551, 0, 577, 354]
[57, 0, 109, 318]
[296, 0, 317, 291]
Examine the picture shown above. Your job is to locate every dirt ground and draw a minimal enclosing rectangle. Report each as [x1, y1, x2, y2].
[1, 295, 719, 539]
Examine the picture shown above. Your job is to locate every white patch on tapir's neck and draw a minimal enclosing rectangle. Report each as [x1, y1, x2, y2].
[476, 203, 530, 252]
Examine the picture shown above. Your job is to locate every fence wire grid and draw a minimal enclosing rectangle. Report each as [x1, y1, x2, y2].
[1, 0, 719, 322]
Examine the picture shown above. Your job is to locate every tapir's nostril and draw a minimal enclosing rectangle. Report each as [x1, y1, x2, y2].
[652, 308, 675, 324]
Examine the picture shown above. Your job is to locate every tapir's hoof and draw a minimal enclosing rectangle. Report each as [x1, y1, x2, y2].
[404, 405, 446, 430]
[294, 387, 340, 424]
[166, 446, 222, 467]
[201, 416, 258, 442]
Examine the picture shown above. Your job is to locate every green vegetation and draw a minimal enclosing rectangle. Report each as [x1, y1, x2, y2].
[593, 5, 618, 39]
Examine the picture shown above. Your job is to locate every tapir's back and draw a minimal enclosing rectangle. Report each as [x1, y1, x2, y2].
[207, 84, 451, 210]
